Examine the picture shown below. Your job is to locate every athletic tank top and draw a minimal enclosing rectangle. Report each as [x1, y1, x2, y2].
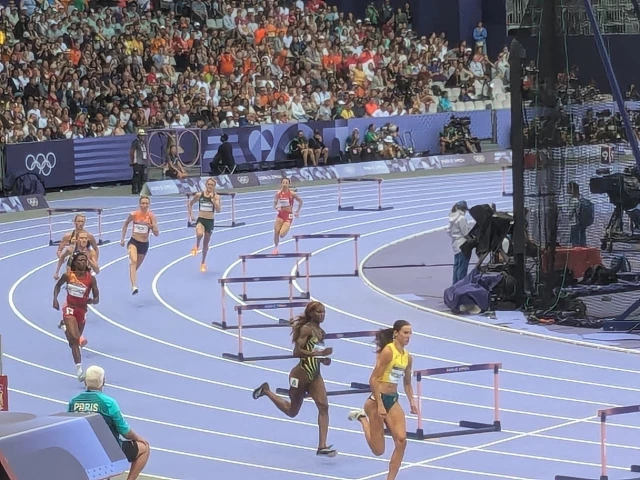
[276, 190, 293, 210]
[199, 193, 215, 213]
[300, 330, 325, 380]
[131, 210, 152, 236]
[66, 270, 93, 307]
[378, 343, 409, 385]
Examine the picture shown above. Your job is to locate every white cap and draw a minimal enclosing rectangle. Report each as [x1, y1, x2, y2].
[85, 366, 105, 390]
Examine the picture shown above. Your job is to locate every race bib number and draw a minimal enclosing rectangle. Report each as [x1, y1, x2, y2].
[200, 203, 214, 212]
[133, 223, 149, 234]
[289, 377, 299, 388]
[67, 283, 87, 298]
[277, 198, 290, 208]
[64, 307, 74, 316]
[388, 366, 405, 384]
[288, 213, 294, 220]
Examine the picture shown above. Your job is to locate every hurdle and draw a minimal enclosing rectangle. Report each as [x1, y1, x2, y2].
[241, 253, 311, 295]
[502, 166, 513, 197]
[353, 362, 502, 440]
[555, 404, 640, 480]
[223, 326, 378, 363]
[185, 192, 245, 228]
[276, 383, 371, 397]
[337, 177, 393, 211]
[293, 233, 360, 277]
[215, 275, 309, 328]
[47, 208, 111, 246]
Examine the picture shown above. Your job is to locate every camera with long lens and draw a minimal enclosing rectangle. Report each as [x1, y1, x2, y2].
[590, 165, 640, 250]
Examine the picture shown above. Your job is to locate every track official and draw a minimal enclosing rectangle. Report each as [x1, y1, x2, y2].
[130, 129, 148, 195]
[68, 366, 150, 480]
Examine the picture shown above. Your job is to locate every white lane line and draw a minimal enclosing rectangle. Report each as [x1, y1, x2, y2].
[5, 364, 616, 478]
[9, 387, 354, 480]
[0, 171, 503, 231]
[358, 230, 640, 359]
[0, 179, 445, 245]
[355, 415, 597, 480]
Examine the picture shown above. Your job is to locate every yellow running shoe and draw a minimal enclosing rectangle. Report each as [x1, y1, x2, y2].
[190, 247, 198, 256]
[200, 263, 207, 273]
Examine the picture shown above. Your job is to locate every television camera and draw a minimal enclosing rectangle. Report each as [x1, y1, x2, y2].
[590, 164, 640, 250]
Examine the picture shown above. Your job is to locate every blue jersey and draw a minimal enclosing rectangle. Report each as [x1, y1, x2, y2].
[68, 390, 130, 444]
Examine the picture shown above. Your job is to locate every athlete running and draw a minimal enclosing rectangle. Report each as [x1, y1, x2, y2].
[188, 178, 221, 272]
[53, 251, 100, 381]
[57, 214, 99, 259]
[54, 231, 100, 279]
[120, 196, 159, 295]
[273, 178, 302, 254]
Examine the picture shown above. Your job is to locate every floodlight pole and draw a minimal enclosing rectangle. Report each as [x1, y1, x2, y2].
[583, 0, 640, 168]
[509, 37, 527, 308]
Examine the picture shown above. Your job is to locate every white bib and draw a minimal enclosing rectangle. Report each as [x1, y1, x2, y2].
[133, 223, 149, 234]
[67, 283, 87, 298]
[277, 198, 291, 208]
[200, 203, 214, 212]
[388, 366, 405, 385]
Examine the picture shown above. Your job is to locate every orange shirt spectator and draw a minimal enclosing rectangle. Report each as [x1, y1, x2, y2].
[219, 53, 235, 76]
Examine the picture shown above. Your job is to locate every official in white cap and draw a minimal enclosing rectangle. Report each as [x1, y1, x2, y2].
[68, 366, 150, 480]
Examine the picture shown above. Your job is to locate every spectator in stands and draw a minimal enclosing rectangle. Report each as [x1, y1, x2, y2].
[68, 366, 150, 480]
[1, 0, 513, 146]
[473, 22, 487, 50]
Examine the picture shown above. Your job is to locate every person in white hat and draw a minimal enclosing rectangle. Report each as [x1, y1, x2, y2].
[68, 366, 150, 480]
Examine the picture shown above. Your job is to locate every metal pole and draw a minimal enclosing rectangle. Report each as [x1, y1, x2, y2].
[509, 38, 527, 308]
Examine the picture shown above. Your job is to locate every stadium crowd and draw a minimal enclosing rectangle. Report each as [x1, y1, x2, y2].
[2, 0, 511, 144]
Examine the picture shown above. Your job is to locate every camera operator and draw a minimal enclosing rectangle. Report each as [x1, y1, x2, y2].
[440, 116, 481, 154]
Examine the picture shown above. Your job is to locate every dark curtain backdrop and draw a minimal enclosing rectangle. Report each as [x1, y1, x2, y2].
[326, 0, 508, 57]
[520, 35, 639, 95]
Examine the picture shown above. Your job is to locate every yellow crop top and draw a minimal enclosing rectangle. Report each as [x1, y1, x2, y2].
[378, 343, 409, 384]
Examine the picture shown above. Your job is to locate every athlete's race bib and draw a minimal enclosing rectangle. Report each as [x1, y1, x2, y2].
[200, 203, 214, 212]
[67, 283, 87, 298]
[388, 366, 405, 384]
[133, 223, 149, 234]
[277, 198, 290, 208]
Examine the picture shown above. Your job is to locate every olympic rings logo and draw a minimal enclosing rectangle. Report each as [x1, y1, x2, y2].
[25, 152, 57, 176]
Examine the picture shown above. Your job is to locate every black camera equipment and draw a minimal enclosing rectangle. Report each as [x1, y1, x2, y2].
[590, 165, 640, 250]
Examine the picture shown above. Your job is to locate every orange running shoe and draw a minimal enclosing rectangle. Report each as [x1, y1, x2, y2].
[190, 247, 198, 256]
[200, 264, 207, 273]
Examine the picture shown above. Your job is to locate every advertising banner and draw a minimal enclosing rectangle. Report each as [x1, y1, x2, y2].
[0, 194, 49, 214]
[142, 150, 513, 197]
[73, 136, 133, 185]
[0, 375, 7, 411]
[5, 140, 75, 189]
